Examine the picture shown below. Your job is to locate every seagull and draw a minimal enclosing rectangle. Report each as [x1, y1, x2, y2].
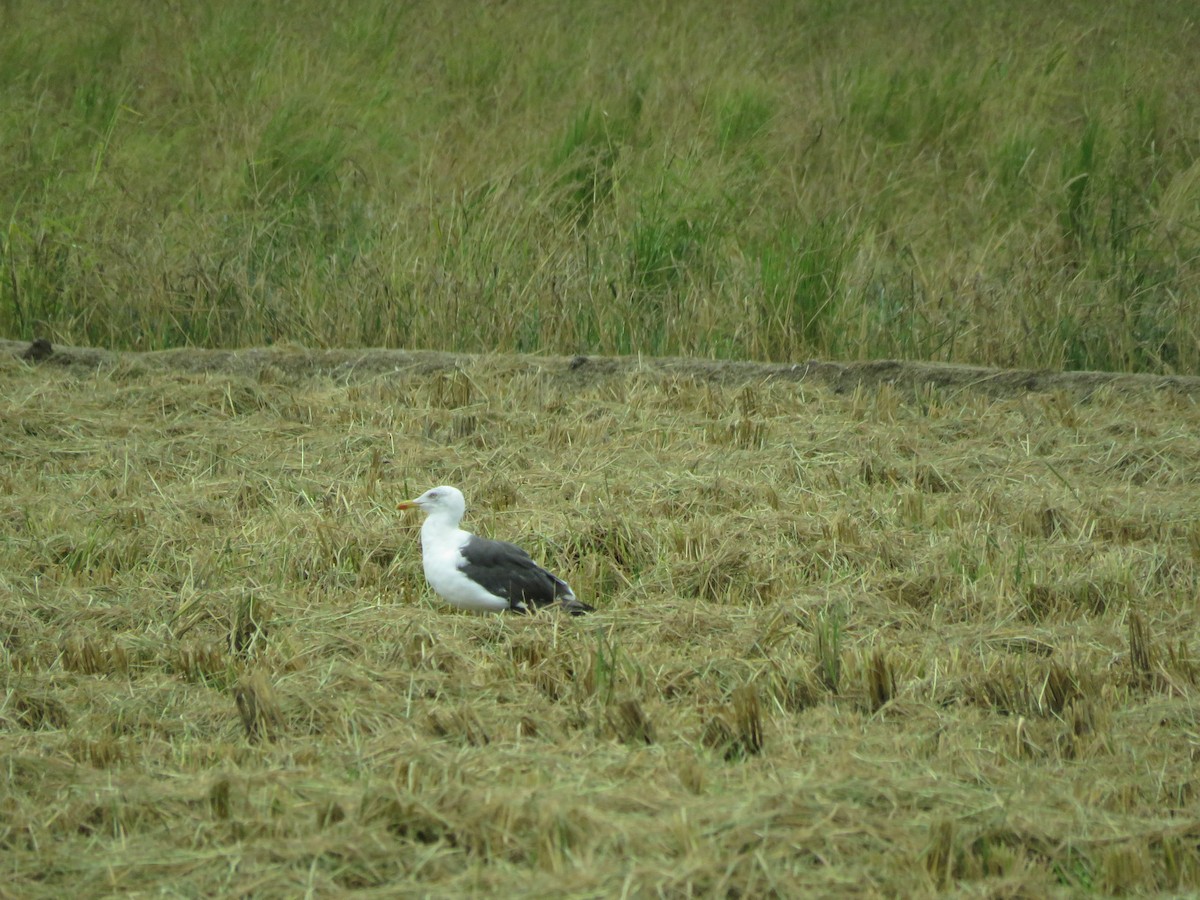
[397, 485, 592, 616]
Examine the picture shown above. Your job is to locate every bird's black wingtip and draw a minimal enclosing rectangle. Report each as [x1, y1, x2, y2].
[508, 597, 594, 616]
[561, 598, 595, 616]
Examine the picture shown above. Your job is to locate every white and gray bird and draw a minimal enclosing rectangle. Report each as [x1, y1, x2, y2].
[397, 485, 591, 616]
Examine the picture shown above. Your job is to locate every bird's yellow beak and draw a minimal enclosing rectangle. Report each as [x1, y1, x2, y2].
[396, 500, 418, 510]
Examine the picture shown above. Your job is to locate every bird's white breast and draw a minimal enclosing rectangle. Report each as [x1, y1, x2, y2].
[420, 523, 510, 612]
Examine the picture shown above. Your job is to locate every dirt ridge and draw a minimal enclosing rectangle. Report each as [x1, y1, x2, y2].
[5, 339, 1199, 397]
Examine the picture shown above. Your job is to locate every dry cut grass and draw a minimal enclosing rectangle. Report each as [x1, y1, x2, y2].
[1, 347, 1200, 896]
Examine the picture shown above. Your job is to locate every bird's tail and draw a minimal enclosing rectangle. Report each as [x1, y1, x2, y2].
[559, 595, 594, 616]
[553, 577, 593, 616]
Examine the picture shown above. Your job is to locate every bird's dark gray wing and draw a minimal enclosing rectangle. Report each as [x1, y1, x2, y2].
[458, 536, 589, 614]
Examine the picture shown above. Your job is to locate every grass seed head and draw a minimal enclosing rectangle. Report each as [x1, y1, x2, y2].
[210, 777, 232, 820]
[1102, 841, 1151, 895]
[70, 736, 124, 768]
[177, 642, 229, 685]
[231, 594, 270, 659]
[234, 670, 283, 743]
[732, 685, 764, 757]
[812, 606, 845, 693]
[1042, 663, 1081, 716]
[61, 633, 128, 675]
[866, 648, 896, 712]
[924, 819, 957, 888]
[430, 370, 474, 409]
[607, 698, 655, 745]
[1128, 611, 1156, 684]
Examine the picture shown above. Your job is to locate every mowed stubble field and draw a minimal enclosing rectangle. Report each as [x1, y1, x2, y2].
[2, 346, 1199, 897]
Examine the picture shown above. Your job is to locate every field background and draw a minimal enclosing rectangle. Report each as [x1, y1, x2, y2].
[1, 0, 1199, 372]
[4, 1, 1200, 897]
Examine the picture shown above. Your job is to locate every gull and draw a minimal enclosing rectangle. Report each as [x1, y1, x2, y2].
[397, 485, 592, 615]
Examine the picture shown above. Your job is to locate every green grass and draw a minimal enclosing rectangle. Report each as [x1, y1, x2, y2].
[1, 0, 1198, 371]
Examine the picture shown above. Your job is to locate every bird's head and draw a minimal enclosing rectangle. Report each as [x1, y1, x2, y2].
[397, 485, 467, 523]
